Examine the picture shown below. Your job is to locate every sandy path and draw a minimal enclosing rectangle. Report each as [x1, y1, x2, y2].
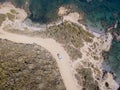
[0, 30, 80, 90]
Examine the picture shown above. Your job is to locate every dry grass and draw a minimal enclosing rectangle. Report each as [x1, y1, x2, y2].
[6, 13, 15, 21]
[0, 39, 65, 90]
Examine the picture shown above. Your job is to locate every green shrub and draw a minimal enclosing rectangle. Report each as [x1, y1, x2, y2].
[6, 13, 15, 21]
[10, 9, 18, 14]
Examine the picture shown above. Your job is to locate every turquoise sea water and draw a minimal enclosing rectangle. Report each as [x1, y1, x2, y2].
[28, 0, 120, 81]
[28, 0, 120, 26]
[1, 0, 120, 26]
[103, 40, 120, 83]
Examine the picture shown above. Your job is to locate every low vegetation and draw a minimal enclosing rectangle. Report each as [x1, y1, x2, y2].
[4, 21, 94, 48]
[0, 14, 6, 26]
[44, 22, 94, 48]
[0, 39, 65, 90]
[75, 67, 100, 90]
[6, 13, 15, 21]
[10, 9, 18, 14]
[64, 45, 82, 60]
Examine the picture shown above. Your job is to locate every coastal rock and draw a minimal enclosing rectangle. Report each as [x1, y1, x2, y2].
[58, 6, 69, 16]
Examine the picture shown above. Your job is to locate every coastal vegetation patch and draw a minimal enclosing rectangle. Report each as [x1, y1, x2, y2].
[75, 67, 100, 90]
[10, 9, 18, 14]
[0, 14, 6, 26]
[6, 13, 15, 21]
[0, 39, 65, 90]
[63, 45, 82, 61]
[44, 22, 94, 48]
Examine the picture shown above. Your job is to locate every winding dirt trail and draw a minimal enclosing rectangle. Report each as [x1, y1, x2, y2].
[0, 30, 81, 90]
[0, 4, 81, 89]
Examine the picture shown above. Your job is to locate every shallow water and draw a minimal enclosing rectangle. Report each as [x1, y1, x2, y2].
[28, 0, 120, 27]
[103, 40, 120, 83]
[0, 0, 27, 7]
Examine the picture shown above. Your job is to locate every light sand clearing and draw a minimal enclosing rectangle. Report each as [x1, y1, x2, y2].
[63, 12, 82, 23]
[0, 2, 27, 22]
[0, 29, 81, 90]
[58, 6, 69, 16]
